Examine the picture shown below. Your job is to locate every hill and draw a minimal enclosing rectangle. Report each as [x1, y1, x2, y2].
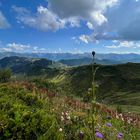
[1, 56, 140, 112]
[59, 57, 121, 66]
[50, 63, 140, 112]
[0, 56, 66, 75]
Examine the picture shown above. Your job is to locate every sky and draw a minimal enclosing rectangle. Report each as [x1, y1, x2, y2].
[0, 0, 140, 54]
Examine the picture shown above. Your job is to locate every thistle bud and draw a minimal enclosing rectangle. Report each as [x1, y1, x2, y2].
[92, 51, 95, 57]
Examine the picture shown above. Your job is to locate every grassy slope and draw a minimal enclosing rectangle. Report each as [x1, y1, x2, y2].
[50, 63, 140, 112]
[0, 82, 140, 139]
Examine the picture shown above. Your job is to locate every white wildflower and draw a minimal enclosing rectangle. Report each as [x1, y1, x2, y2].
[59, 128, 63, 132]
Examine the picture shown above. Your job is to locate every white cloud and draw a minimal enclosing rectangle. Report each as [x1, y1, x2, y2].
[33, 46, 47, 53]
[49, 0, 118, 26]
[66, 17, 80, 27]
[106, 41, 140, 49]
[92, 0, 140, 41]
[78, 34, 99, 44]
[13, 6, 65, 31]
[0, 42, 47, 53]
[90, 11, 107, 26]
[1, 48, 12, 52]
[79, 35, 91, 44]
[0, 11, 10, 29]
[70, 0, 140, 42]
[7, 43, 31, 51]
[13, 6, 81, 31]
[87, 22, 94, 30]
[13, 0, 118, 31]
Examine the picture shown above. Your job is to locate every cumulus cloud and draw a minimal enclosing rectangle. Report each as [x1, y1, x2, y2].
[0, 11, 10, 29]
[79, 35, 92, 44]
[49, 0, 118, 26]
[7, 43, 31, 52]
[12, 0, 140, 42]
[0, 42, 47, 53]
[106, 41, 140, 49]
[78, 33, 100, 44]
[91, 0, 140, 41]
[87, 22, 94, 30]
[13, 6, 66, 31]
[13, 5, 82, 31]
[13, 0, 118, 31]
[72, 0, 140, 42]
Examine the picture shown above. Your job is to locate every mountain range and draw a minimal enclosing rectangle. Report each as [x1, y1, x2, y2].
[0, 52, 140, 63]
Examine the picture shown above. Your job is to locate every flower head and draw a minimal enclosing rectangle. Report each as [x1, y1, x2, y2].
[106, 122, 112, 127]
[117, 133, 123, 139]
[95, 132, 103, 139]
[59, 128, 63, 132]
[61, 116, 64, 121]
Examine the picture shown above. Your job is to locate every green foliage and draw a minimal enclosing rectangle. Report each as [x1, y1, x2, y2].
[0, 83, 60, 140]
[0, 69, 12, 82]
[32, 78, 56, 89]
[116, 105, 123, 113]
[0, 61, 140, 139]
[0, 82, 139, 139]
[49, 63, 140, 110]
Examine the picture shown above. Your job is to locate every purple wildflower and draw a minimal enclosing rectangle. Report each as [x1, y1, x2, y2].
[95, 132, 103, 139]
[106, 122, 112, 127]
[117, 133, 123, 139]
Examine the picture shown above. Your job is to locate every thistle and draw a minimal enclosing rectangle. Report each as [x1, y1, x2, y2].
[91, 51, 99, 140]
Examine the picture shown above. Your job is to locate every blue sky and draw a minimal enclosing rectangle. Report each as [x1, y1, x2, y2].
[0, 0, 140, 54]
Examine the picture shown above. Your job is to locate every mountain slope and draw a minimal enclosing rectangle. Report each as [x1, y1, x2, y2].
[1, 56, 140, 111]
[50, 63, 140, 108]
[0, 56, 66, 75]
[59, 57, 121, 66]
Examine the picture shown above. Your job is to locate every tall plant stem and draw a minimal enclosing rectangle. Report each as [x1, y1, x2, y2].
[91, 55, 96, 140]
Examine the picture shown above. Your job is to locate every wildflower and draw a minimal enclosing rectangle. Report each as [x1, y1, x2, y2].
[117, 133, 123, 139]
[127, 117, 133, 123]
[121, 117, 124, 121]
[62, 112, 64, 115]
[78, 131, 84, 139]
[127, 119, 131, 124]
[67, 116, 71, 120]
[116, 114, 119, 119]
[61, 116, 64, 121]
[59, 128, 63, 132]
[119, 114, 123, 117]
[95, 132, 103, 139]
[106, 122, 112, 127]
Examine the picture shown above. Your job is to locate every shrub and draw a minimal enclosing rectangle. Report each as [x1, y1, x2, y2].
[0, 69, 12, 83]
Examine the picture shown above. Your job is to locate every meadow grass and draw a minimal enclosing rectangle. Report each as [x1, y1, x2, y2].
[0, 79, 140, 140]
